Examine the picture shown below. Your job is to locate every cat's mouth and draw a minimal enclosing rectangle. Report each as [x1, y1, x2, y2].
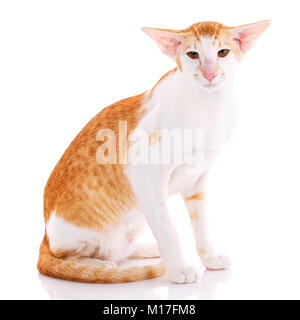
[194, 76, 223, 91]
[201, 82, 221, 91]
[203, 83, 218, 89]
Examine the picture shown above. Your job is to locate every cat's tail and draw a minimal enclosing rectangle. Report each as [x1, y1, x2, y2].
[37, 235, 165, 283]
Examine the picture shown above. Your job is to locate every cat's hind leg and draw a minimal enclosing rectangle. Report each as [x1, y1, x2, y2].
[46, 211, 129, 263]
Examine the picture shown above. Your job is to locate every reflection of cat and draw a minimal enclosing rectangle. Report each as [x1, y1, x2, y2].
[39, 268, 231, 300]
[38, 21, 270, 284]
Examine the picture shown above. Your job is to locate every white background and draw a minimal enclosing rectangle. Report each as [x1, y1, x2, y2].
[0, 0, 300, 299]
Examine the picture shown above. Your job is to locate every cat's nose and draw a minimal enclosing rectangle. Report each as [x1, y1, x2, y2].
[203, 71, 217, 83]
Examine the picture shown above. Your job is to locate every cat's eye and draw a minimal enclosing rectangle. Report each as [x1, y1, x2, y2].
[218, 49, 230, 58]
[186, 51, 199, 59]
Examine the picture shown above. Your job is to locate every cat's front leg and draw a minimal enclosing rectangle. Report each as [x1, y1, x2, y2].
[141, 200, 202, 283]
[183, 177, 230, 270]
[126, 165, 202, 283]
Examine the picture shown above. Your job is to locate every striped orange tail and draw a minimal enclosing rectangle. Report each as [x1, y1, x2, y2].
[37, 235, 165, 283]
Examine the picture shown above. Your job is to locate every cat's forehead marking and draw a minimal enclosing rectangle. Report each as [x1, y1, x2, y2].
[184, 21, 224, 39]
[181, 22, 227, 52]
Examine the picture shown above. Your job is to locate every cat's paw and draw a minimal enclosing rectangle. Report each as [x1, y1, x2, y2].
[201, 254, 230, 270]
[168, 265, 202, 284]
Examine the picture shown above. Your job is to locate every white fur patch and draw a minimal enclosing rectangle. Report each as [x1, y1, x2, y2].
[46, 209, 147, 261]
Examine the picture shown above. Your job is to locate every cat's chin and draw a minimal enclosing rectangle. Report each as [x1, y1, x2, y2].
[198, 82, 223, 92]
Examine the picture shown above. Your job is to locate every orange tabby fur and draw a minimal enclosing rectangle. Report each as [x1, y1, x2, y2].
[43, 93, 146, 229]
[38, 92, 166, 282]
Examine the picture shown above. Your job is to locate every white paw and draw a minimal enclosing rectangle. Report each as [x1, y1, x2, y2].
[201, 254, 230, 270]
[168, 265, 202, 284]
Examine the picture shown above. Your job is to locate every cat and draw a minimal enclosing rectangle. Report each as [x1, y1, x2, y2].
[38, 20, 270, 284]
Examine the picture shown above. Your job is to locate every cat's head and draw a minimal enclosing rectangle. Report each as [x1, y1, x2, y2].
[142, 21, 270, 91]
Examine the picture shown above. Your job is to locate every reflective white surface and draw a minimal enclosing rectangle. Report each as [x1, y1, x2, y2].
[38, 267, 231, 300]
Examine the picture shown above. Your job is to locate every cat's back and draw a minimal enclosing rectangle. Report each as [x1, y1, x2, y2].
[43, 92, 146, 226]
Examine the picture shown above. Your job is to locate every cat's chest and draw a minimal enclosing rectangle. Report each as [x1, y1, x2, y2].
[194, 101, 237, 150]
[145, 96, 237, 152]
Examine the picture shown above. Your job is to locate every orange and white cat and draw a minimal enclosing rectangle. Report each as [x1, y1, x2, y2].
[38, 20, 270, 283]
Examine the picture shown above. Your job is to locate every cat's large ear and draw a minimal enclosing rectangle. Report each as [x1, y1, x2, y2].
[230, 20, 270, 53]
[142, 27, 185, 59]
